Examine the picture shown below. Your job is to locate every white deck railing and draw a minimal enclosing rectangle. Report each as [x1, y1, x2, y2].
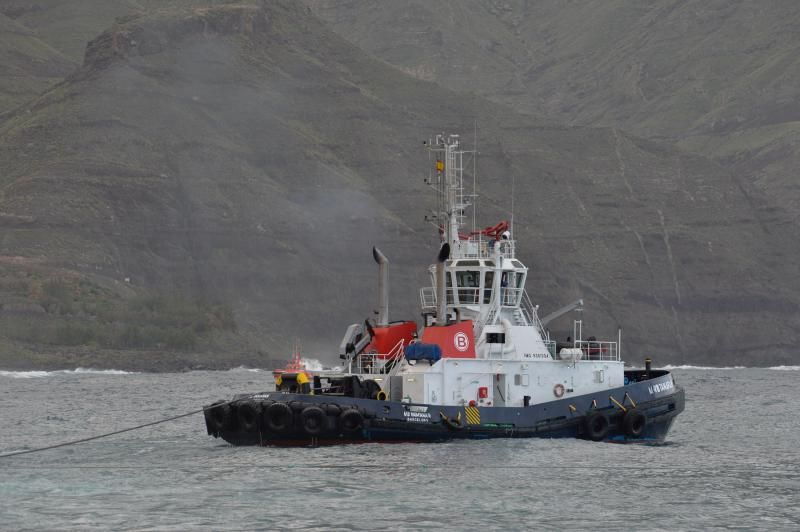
[352, 338, 406, 375]
[574, 339, 619, 361]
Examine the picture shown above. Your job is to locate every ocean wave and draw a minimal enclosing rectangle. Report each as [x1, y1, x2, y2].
[660, 365, 746, 370]
[227, 366, 263, 373]
[768, 365, 800, 371]
[0, 368, 135, 378]
[300, 358, 325, 371]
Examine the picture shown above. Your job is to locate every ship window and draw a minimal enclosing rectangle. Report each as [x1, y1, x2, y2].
[512, 260, 524, 269]
[486, 332, 505, 343]
[459, 260, 480, 267]
[514, 374, 521, 385]
[483, 271, 494, 303]
[456, 271, 480, 304]
[485, 260, 495, 267]
[501, 271, 520, 305]
[445, 272, 454, 304]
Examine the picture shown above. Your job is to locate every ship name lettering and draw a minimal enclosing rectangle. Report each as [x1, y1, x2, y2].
[648, 381, 674, 394]
[403, 411, 432, 423]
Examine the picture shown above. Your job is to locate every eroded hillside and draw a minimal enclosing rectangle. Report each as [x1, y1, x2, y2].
[0, 1, 797, 368]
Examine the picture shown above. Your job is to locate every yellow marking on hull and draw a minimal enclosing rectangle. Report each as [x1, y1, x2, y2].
[465, 406, 481, 425]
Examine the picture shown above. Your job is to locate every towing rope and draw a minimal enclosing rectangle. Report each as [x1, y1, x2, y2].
[0, 395, 251, 459]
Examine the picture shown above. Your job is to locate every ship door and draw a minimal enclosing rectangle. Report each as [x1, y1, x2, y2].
[494, 374, 507, 407]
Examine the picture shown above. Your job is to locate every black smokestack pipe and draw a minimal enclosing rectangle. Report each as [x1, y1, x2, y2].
[373, 247, 389, 327]
[436, 243, 450, 326]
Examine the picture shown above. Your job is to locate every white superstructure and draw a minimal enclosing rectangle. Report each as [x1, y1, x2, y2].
[349, 134, 624, 408]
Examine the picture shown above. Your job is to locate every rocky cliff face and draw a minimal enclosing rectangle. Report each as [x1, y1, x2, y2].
[0, 1, 797, 368]
[309, 0, 800, 231]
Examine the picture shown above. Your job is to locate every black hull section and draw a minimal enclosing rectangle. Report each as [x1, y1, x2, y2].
[205, 372, 684, 446]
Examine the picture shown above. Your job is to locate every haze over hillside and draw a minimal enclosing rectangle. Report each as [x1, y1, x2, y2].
[0, 1, 798, 369]
[310, 0, 800, 219]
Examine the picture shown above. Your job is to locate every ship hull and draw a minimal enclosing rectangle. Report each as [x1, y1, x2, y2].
[205, 371, 683, 446]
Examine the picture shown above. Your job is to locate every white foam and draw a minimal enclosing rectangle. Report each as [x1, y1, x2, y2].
[227, 366, 262, 373]
[68, 368, 133, 375]
[660, 365, 746, 370]
[0, 370, 51, 379]
[300, 358, 326, 371]
[0, 368, 135, 378]
[768, 365, 800, 371]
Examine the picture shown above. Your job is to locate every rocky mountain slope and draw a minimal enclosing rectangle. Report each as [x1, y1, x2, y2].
[0, 11, 74, 113]
[309, 0, 800, 220]
[0, 1, 797, 369]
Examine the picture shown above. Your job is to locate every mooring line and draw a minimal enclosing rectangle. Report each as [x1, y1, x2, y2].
[0, 395, 252, 459]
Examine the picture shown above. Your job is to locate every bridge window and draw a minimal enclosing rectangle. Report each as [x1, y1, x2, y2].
[446, 272, 454, 304]
[483, 271, 494, 303]
[456, 271, 480, 304]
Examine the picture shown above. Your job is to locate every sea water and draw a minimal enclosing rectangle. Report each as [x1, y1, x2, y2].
[1, 367, 798, 530]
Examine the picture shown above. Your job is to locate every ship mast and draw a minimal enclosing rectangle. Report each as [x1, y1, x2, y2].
[426, 134, 477, 256]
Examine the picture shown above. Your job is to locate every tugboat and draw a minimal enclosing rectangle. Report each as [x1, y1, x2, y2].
[272, 342, 312, 394]
[204, 134, 685, 445]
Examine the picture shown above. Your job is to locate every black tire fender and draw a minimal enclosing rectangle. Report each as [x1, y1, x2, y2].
[339, 408, 364, 433]
[584, 411, 609, 441]
[237, 401, 261, 432]
[622, 409, 647, 437]
[266, 402, 294, 433]
[205, 400, 228, 434]
[300, 406, 327, 436]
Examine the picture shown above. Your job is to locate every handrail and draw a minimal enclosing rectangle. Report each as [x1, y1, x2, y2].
[420, 286, 486, 307]
[381, 338, 406, 391]
[353, 338, 406, 377]
[522, 290, 547, 338]
[474, 302, 499, 341]
[385, 338, 405, 371]
[574, 339, 619, 361]
[499, 287, 523, 306]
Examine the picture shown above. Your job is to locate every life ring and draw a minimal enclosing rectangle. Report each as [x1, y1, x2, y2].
[376, 390, 387, 401]
[339, 408, 364, 433]
[553, 383, 566, 398]
[622, 409, 647, 438]
[205, 400, 229, 434]
[237, 401, 261, 432]
[583, 412, 609, 441]
[265, 402, 294, 433]
[300, 406, 327, 436]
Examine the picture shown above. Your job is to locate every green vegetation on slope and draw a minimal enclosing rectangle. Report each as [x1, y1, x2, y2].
[0, 261, 235, 353]
[0, 1, 798, 369]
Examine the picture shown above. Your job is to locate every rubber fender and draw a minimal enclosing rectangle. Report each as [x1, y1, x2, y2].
[288, 401, 307, 412]
[325, 404, 342, 416]
[300, 406, 327, 436]
[205, 400, 228, 434]
[339, 408, 364, 433]
[266, 402, 294, 433]
[583, 411, 609, 441]
[237, 401, 261, 432]
[622, 409, 647, 438]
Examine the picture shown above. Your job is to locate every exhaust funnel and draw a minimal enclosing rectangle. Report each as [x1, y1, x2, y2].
[436, 243, 450, 326]
[373, 246, 389, 327]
